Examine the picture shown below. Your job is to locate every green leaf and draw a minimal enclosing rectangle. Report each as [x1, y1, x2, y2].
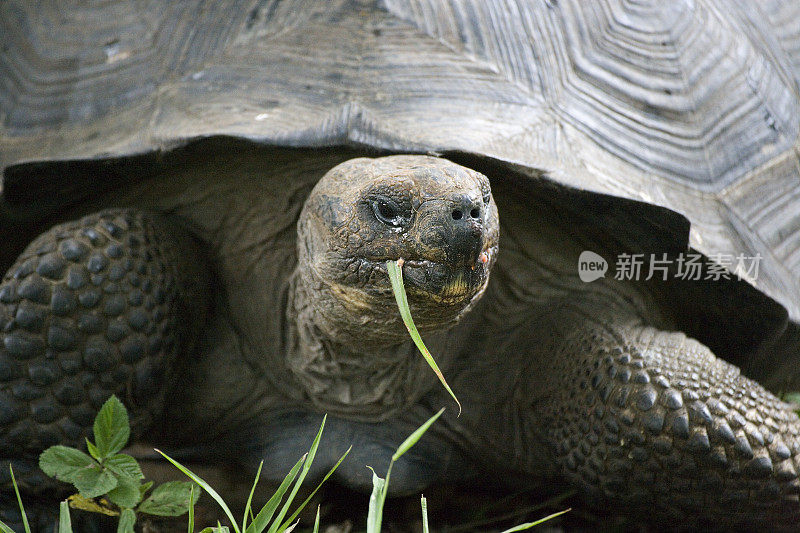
[0, 520, 15, 533]
[421, 495, 429, 533]
[116, 509, 136, 533]
[58, 501, 73, 533]
[9, 465, 31, 533]
[246, 455, 305, 533]
[365, 467, 386, 533]
[139, 481, 201, 517]
[39, 446, 117, 497]
[86, 439, 101, 461]
[107, 474, 141, 509]
[39, 446, 96, 481]
[73, 467, 119, 498]
[392, 409, 444, 462]
[139, 481, 154, 498]
[93, 395, 130, 459]
[266, 416, 326, 533]
[104, 454, 144, 480]
[498, 509, 571, 532]
[387, 260, 461, 415]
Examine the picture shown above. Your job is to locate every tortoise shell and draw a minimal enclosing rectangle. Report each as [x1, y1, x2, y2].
[1, 0, 799, 387]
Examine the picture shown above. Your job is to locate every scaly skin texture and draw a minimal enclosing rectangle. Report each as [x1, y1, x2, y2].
[0, 210, 208, 496]
[0, 155, 498, 529]
[2, 153, 799, 531]
[533, 309, 800, 529]
[290, 156, 498, 416]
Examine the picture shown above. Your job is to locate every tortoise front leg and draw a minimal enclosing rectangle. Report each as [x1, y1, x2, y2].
[0, 209, 209, 529]
[527, 308, 800, 529]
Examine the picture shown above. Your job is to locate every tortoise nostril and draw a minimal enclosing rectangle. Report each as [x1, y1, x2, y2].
[470, 208, 480, 219]
[452, 209, 463, 220]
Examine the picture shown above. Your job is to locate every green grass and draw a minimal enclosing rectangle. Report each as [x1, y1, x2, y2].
[367, 408, 445, 533]
[387, 259, 461, 415]
[1, 402, 568, 532]
[421, 495, 429, 533]
[156, 414, 350, 533]
[0, 263, 572, 532]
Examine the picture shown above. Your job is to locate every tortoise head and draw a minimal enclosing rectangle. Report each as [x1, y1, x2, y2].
[296, 155, 499, 345]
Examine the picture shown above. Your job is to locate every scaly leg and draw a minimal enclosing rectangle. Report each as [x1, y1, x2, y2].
[0, 209, 209, 529]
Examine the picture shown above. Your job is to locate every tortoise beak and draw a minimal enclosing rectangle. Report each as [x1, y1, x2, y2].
[402, 196, 489, 302]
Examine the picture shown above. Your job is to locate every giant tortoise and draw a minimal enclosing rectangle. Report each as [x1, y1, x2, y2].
[2, 0, 800, 530]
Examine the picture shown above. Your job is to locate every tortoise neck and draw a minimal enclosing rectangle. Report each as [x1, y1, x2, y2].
[284, 269, 444, 418]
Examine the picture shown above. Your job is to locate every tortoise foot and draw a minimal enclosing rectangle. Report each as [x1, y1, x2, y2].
[547, 323, 800, 529]
[0, 209, 209, 507]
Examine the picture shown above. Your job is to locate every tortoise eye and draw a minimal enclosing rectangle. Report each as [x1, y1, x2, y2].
[371, 197, 405, 227]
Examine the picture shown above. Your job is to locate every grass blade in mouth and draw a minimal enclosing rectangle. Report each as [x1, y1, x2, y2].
[387, 259, 462, 416]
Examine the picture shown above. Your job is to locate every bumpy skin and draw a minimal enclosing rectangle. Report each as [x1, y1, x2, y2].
[289, 156, 498, 417]
[532, 311, 800, 529]
[0, 209, 207, 524]
[293, 155, 800, 529]
[2, 155, 800, 531]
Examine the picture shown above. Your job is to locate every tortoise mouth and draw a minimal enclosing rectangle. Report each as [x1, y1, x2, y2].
[361, 244, 495, 306]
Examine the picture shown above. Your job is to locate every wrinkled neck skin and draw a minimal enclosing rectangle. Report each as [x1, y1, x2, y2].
[281, 155, 497, 419]
[285, 265, 455, 420]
